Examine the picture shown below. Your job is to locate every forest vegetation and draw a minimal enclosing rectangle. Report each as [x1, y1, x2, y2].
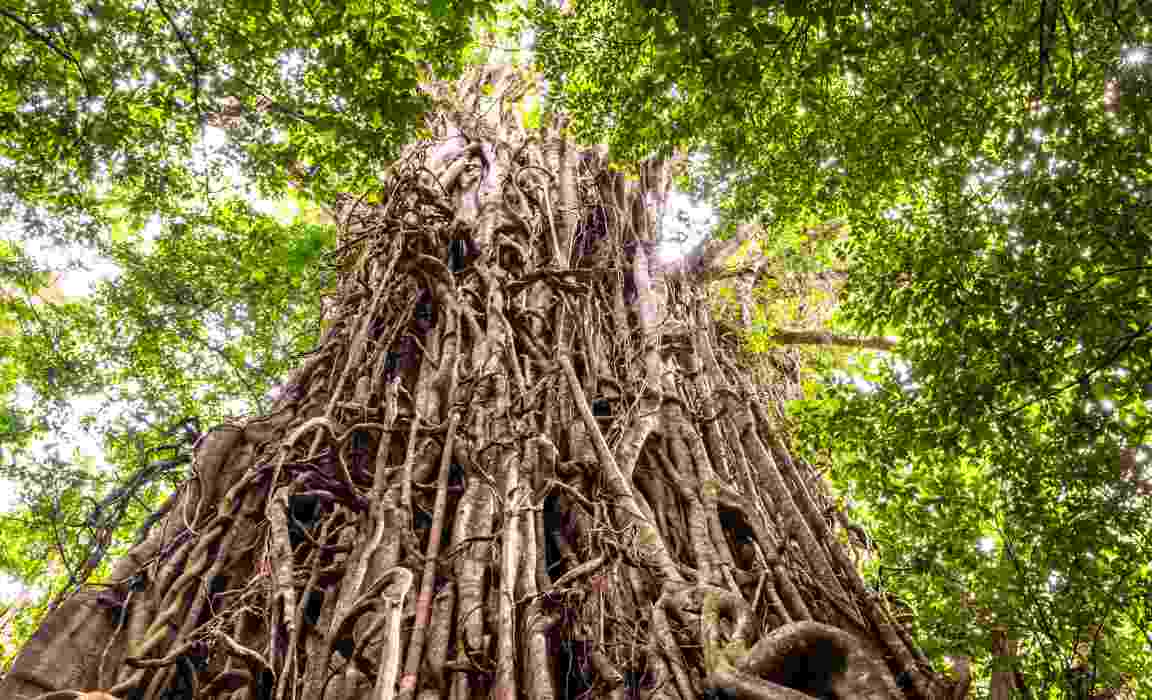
[0, 0, 1148, 699]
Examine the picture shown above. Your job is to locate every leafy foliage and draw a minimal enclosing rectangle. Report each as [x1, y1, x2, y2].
[0, 0, 1149, 693]
[795, 79, 1152, 696]
[0, 199, 338, 667]
[0, 0, 493, 662]
[0, 0, 492, 204]
[533, 0, 1152, 696]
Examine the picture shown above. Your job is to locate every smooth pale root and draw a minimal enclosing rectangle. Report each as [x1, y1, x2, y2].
[456, 480, 494, 655]
[492, 452, 522, 700]
[372, 568, 416, 700]
[398, 411, 460, 700]
[558, 355, 682, 583]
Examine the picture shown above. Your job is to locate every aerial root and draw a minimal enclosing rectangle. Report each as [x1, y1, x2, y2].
[370, 568, 416, 700]
[5, 103, 954, 700]
[703, 621, 902, 700]
[399, 410, 460, 700]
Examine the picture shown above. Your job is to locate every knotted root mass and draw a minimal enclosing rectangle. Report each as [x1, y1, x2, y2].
[2, 67, 960, 700]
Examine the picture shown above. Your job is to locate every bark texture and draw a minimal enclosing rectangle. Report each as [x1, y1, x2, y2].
[1, 68, 958, 700]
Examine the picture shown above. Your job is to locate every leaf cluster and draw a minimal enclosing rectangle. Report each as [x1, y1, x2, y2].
[532, 0, 1151, 695]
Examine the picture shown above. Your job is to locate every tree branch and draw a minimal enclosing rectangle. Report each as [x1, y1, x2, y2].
[0, 9, 91, 97]
[770, 329, 897, 352]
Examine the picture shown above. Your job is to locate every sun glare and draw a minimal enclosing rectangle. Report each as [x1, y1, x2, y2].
[1121, 46, 1148, 66]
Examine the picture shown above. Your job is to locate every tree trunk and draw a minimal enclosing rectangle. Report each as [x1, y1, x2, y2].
[0, 68, 958, 700]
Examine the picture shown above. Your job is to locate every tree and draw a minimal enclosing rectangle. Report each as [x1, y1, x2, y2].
[0, 64, 963, 699]
[0, 0, 1147, 698]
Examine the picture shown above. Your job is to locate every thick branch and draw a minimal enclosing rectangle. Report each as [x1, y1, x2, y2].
[770, 329, 897, 352]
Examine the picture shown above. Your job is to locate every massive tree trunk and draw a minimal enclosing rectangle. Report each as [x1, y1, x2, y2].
[1, 68, 960, 700]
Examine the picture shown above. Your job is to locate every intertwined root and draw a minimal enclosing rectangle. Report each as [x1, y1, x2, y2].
[8, 67, 956, 700]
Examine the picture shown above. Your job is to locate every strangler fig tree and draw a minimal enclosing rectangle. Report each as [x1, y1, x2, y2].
[1, 67, 965, 700]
